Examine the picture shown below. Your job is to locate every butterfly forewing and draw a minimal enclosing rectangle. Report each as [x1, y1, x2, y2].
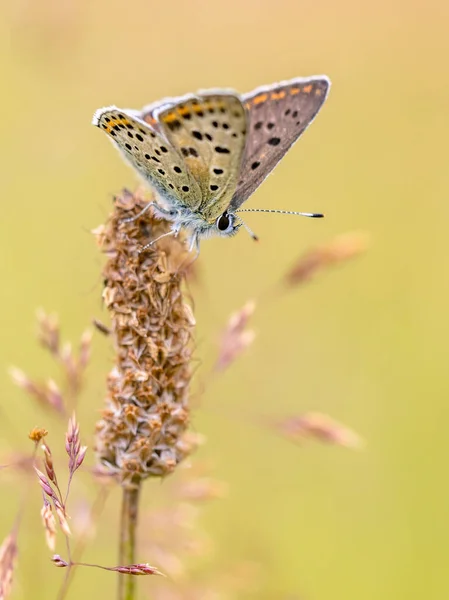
[228, 77, 330, 211]
[93, 106, 201, 208]
[154, 93, 247, 222]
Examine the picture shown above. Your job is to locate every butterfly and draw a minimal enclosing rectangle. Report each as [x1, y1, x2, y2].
[93, 76, 330, 252]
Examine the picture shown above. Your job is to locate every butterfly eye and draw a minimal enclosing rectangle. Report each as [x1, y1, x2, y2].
[216, 212, 234, 233]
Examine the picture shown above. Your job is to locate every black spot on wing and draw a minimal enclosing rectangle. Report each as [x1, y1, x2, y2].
[167, 119, 182, 131]
[214, 146, 230, 154]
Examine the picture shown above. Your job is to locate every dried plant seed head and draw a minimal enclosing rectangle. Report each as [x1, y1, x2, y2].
[94, 190, 195, 488]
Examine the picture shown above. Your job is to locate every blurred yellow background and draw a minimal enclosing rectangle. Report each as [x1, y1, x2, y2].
[2, 0, 449, 598]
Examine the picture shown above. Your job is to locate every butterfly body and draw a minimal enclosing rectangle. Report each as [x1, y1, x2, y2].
[93, 76, 331, 250]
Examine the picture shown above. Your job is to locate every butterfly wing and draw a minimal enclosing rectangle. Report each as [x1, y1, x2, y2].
[151, 92, 247, 222]
[92, 106, 201, 208]
[228, 76, 330, 211]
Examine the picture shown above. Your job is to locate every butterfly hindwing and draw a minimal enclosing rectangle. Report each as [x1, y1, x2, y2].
[228, 76, 330, 211]
[153, 93, 247, 222]
[93, 106, 201, 208]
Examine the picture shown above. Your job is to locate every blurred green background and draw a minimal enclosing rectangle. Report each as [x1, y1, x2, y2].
[2, 0, 449, 598]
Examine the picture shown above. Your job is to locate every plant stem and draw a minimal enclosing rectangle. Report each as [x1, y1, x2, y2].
[118, 485, 141, 600]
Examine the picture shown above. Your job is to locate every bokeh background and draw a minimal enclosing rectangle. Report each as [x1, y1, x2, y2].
[2, 0, 449, 598]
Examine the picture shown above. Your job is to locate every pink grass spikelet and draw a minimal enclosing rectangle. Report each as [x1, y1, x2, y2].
[51, 555, 68, 568]
[45, 379, 64, 413]
[66, 414, 85, 475]
[54, 503, 71, 537]
[215, 300, 256, 371]
[40, 499, 57, 551]
[178, 477, 228, 502]
[42, 442, 58, 487]
[0, 529, 18, 600]
[34, 467, 56, 499]
[284, 231, 370, 287]
[10, 367, 66, 415]
[36, 309, 60, 355]
[111, 563, 165, 577]
[79, 329, 92, 369]
[76, 445, 87, 469]
[273, 412, 363, 449]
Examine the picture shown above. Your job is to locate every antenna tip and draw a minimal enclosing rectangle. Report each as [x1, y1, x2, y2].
[312, 213, 325, 218]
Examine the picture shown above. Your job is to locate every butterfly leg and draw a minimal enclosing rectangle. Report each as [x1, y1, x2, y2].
[187, 233, 201, 256]
[138, 229, 176, 253]
[121, 201, 155, 223]
[138, 221, 181, 254]
[122, 201, 178, 224]
[178, 234, 200, 268]
[189, 245, 200, 264]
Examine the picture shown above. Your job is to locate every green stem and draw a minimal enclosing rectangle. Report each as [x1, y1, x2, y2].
[118, 485, 141, 600]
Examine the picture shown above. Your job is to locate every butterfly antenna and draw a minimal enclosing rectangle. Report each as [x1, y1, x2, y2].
[234, 215, 259, 242]
[235, 208, 324, 218]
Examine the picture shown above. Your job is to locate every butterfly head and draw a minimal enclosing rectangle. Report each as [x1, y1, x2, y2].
[172, 209, 242, 254]
[181, 210, 241, 242]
